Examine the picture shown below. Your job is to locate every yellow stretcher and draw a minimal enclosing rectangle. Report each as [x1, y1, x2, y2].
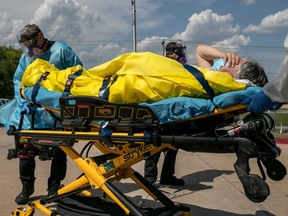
[9, 96, 286, 216]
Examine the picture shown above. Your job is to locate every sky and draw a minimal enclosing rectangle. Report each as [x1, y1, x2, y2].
[1, 0, 288, 80]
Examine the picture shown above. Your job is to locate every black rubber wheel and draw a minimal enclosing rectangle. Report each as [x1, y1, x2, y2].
[244, 189, 268, 203]
[265, 159, 287, 181]
[243, 175, 270, 203]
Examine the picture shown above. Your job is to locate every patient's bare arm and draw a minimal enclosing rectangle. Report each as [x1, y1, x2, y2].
[196, 44, 240, 68]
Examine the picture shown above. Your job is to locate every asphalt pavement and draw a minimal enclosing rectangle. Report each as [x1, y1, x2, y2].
[0, 127, 287, 216]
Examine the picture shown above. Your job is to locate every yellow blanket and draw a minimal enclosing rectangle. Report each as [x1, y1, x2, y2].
[22, 52, 246, 104]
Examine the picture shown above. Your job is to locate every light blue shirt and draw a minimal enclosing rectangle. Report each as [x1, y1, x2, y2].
[0, 41, 82, 131]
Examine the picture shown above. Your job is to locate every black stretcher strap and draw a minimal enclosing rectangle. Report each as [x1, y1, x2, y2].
[183, 64, 215, 100]
[31, 71, 50, 103]
[98, 74, 119, 100]
[98, 76, 111, 100]
[61, 74, 77, 98]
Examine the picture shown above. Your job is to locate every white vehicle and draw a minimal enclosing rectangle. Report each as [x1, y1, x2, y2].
[0, 98, 10, 106]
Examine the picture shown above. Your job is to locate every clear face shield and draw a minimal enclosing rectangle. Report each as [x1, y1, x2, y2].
[16, 28, 42, 58]
[165, 43, 187, 64]
[18, 38, 36, 57]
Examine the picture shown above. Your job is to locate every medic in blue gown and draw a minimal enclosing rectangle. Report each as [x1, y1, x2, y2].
[0, 24, 82, 205]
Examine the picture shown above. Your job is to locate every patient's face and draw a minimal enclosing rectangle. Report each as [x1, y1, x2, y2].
[219, 58, 247, 79]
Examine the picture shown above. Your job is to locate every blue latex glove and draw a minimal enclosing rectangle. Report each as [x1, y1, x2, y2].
[241, 90, 273, 114]
[270, 102, 284, 110]
[99, 121, 113, 145]
[21, 101, 32, 115]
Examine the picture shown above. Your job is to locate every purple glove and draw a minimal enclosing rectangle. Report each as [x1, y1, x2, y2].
[241, 90, 273, 114]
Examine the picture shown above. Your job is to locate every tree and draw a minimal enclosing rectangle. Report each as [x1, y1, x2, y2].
[0, 45, 22, 99]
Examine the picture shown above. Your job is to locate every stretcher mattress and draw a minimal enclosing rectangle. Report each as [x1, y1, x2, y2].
[22, 86, 262, 124]
[3, 51, 261, 130]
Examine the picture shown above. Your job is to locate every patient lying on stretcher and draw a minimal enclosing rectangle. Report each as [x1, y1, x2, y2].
[8, 52, 287, 214]
[20, 51, 267, 107]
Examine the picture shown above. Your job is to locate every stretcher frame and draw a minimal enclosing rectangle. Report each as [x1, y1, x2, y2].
[10, 96, 286, 216]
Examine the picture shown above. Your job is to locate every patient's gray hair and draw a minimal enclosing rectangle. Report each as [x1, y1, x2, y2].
[239, 59, 268, 87]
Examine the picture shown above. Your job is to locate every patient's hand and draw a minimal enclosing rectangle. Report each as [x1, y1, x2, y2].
[223, 52, 240, 68]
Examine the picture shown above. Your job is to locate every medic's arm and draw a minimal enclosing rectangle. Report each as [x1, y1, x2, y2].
[63, 47, 83, 67]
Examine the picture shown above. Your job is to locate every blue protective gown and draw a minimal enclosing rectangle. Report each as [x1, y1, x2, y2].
[264, 54, 288, 103]
[0, 41, 82, 130]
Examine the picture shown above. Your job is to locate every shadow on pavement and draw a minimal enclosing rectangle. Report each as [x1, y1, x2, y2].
[112, 169, 235, 194]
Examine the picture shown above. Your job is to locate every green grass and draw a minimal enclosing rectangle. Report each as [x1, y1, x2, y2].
[270, 113, 288, 125]
[268, 112, 288, 137]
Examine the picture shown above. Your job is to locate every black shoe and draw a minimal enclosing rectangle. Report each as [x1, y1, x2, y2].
[47, 184, 60, 197]
[15, 188, 34, 205]
[160, 176, 185, 186]
[47, 178, 62, 197]
[144, 176, 157, 185]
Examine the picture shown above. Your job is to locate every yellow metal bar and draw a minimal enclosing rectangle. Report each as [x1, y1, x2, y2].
[31, 200, 55, 215]
[57, 174, 90, 195]
[12, 125, 189, 215]
[97, 143, 172, 177]
[59, 145, 132, 214]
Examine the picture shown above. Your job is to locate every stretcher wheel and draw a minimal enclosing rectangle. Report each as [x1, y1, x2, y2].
[264, 159, 287, 181]
[244, 176, 269, 203]
[244, 189, 268, 203]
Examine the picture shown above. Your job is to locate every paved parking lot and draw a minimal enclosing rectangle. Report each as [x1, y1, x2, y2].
[0, 127, 287, 216]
